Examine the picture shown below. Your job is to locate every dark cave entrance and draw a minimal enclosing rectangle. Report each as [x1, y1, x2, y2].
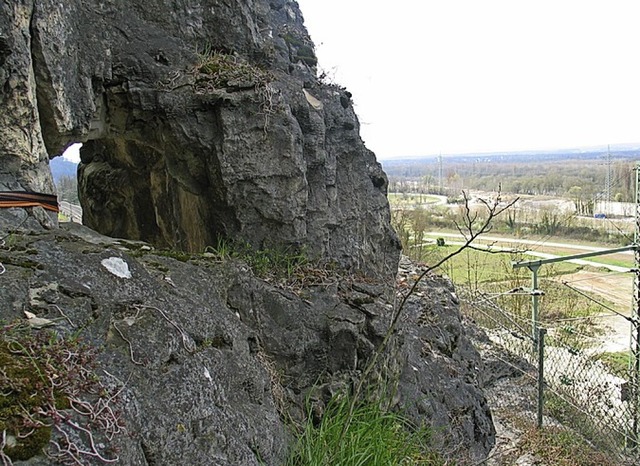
[53, 137, 234, 254]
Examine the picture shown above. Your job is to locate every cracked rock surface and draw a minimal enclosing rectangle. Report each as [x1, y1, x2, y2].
[0, 225, 495, 464]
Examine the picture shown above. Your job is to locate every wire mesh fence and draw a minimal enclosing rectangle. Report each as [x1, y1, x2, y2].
[541, 324, 638, 463]
[461, 288, 536, 363]
[460, 287, 640, 464]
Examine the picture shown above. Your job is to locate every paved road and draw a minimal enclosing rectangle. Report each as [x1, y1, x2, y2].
[389, 193, 448, 207]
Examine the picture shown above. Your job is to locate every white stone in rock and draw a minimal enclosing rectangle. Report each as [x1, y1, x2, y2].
[101, 257, 132, 279]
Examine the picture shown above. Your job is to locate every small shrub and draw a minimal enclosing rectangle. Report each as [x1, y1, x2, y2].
[193, 47, 271, 91]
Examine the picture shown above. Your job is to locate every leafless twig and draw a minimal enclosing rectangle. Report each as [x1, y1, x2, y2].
[112, 321, 144, 365]
[133, 304, 195, 353]
[343, 190, 519, 437]
[0, 430, 12, 466]
[49, 304, 75, 328]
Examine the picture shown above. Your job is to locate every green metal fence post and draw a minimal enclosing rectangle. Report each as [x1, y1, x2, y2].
[528, 263, 541, 352]
[537, 327, 547, 429]
[630, 161, 640, 451]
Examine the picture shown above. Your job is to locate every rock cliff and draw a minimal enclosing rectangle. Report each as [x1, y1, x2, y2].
[0, 0, 399, 275]
[0, 0, 495, 464]
[0, 224, 494, 464]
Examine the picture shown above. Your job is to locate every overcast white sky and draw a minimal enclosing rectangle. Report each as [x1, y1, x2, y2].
[296, 0, 640, 159]
[62, 1, 640, 163]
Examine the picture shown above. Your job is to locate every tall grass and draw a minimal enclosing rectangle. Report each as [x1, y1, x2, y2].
[285, 395, 444, 466]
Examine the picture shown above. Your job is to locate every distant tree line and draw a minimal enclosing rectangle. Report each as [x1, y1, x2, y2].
[55, 175, 79, 204]
[388, 159, 636, 204]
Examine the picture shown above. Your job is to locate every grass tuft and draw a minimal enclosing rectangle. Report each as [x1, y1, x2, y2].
[286, 395, 444, 466]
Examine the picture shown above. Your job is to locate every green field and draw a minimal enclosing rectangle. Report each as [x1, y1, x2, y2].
[423, 231, 635, 269]
[414, 244, 580, 285]
[413, 244, 621, 328]
[387, 193, 442, 208]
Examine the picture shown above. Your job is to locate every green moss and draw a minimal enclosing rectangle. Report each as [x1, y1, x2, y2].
[0, 325, 121, 463]
[295, 45, 317, 66]
[194, 334, 232, 353]
[152, 249, 193, 262]
[130, 248, 192, 262]
[281, 33, 317, 66]
[282, 32, 305, 47]
[0, 339, 51, 461]
[145, 261, 170, 273]
[5, 426, 52, 461]
[0, 255, 44, 270]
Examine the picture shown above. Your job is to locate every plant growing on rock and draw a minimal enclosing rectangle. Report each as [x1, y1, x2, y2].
[288, 191, 517, 464]
[286, 394, 444, 465]
[0, 321, 125, 464]
[364, 192, 517, 386]
[192, 47, 278, 131]
[194, 48, 272, 90]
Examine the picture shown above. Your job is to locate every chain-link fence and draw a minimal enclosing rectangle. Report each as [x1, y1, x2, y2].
[461, 287, 639, 464]
[540, 323, 638, 463]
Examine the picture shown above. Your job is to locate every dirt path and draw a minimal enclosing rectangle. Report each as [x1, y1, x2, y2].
[551, 271, 634, 353]
[424, 232, 634, 271]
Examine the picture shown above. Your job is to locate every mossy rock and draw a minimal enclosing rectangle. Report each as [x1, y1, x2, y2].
[295, 45, 317, 67]
[282, 32, 305, 47]
[4, 426, 52, 461]
[0, 339, 52, 461]
[195, 51, 270, 90]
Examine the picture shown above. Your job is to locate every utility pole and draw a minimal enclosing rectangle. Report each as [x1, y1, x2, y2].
[438, 153, 443, 194]
[630, 161, 640, 449]
[605, 145, 612, 214]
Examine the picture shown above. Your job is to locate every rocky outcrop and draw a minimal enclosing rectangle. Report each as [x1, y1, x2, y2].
[0, 223, 494, 464]
[0, 1, 496, 464]
[395, 257, 495, 460]
[0, 1, 56, 228]
[0, 0, 400, 276]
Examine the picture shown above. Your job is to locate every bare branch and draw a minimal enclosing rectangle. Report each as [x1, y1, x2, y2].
[352, 189, 519, 404]
[466, 243, 528, 255]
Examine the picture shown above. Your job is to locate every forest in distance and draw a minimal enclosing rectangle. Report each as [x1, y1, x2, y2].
[381, 147, 640, 203]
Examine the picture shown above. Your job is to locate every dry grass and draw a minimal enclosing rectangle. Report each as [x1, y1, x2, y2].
[517, 426, 618, 466]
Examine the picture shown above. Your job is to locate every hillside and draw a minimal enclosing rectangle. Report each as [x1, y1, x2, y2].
[49, 158, 78, 182]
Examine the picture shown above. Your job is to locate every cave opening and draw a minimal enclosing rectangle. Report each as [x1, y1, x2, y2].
[52, 137, 234, 255]
[54, 143, 83, 224]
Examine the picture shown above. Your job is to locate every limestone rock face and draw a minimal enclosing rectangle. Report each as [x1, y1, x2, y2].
[0, 1, 54, 194]
[0, 226, 494, 464]
[0, 2, 496, 463]
[0, 0, 400, 276]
